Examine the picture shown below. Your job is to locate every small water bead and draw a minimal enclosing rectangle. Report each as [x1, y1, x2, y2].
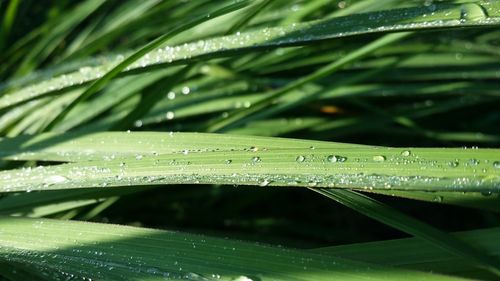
[167, 91, 176, 100]
[135, 154, 144, 160]
[134, 120, 143, 127]
[249, 146, 258, 152]
[119, 162, 126, 167]
[296, 155, 305, 163]
[493, 161, 500, 169]
[181, 86, 190, 95]
[481, 191, 492, 197]
[448, 160, 459, 167]
[468, 158, 480, 166]
[327, 155, 347, 163]
[259, 179, 271, 187]
[234, 276, 253, 281]
[225, 159, 232, 164]
[400, 150, 411, 157]
[166, 111, 175, 120]
[433, 196, 443, 203]
[46, 175, 69, 184]
[251, 156, 261, 163]
[372, 155, 386, 162]
[182, 150, 189, 155]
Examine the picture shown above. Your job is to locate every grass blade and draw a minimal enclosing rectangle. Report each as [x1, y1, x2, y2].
[0, 132, 498, 193]
[2, 1, 500, 112]
[309, 188, 500, 276]
[0, 217, 466, 281]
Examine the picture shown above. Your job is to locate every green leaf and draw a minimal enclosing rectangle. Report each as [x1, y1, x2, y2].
[310, 189, 500, 276]
[0, 132, 498, 193]
[312, 227, 500, 280]
[0, 217, 465, 281]
[3, 1, 500, 112]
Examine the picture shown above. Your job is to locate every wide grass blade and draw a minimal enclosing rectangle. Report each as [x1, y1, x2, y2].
[0, 217, 466, 281]
[0, 132, 498, 194]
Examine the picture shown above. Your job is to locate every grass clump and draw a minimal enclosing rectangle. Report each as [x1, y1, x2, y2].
[0, 0, 499, 280]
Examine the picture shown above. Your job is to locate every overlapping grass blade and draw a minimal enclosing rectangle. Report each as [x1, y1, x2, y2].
[0, 217, 466, 281]
[0, 132, 498, 194]
[310, 188, 500, 276]
[312, 227, 500, 280]
[43, 0, 253, 131]
[2, 1, 500, 113]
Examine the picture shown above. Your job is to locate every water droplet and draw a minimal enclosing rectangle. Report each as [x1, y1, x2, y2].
[372, 155, 386, 162]
[401, 150, 411, 157]
[181, 86, 190, 95]
[259, 179, 271, 187]
[225, 160, 232, 164]
[250, 146, 258, 152]
[119, 162, 126, 167]
[493, 161, 500, 169]
[433, 196, 443, 202]
[233, 276, 253, 281]
[468, 158, 480, 166]
[167, 91, 176, 100]
[448, 160, 459, 167]
[135, 154, 143, 160]
[182, 150, 189, 155]
[46, 175, 69, 184]
[166, 111, 175, 120]
[481, 191, 492, 197]
[134, 120, 143, 127]
[251, 156, 261, 163]
[296, 155, 305, 162]
[327, 155, 347, 163]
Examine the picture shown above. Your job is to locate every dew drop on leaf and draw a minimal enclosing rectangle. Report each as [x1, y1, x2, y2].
[468, 158, 480, 166]
[493, 161, 500, 169]
[167, 91, 176, 100]
[372, 155, 386, 162]
[259, 179, 271, 186]
[481, 191, 492, 197]
[251, 156, 261, 163]
[400, 150, 411, 157]
[296, 155, 305, 162]
[46, 175, 69, 184]
[327, 155, 347, 163]
[181, 86, 190, 95]
[433, 196, 443, 202]
[166, 111, 175, 120]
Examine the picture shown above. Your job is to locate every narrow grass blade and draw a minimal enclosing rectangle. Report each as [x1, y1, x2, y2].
[310, 188, 500, 276]
[363, 190, 500, 213]
[3, 1, 500, 112]
[44, 0, 252, 131]
[311, 227, 500, 280]
[206, 32, 411, 132]
[0, 0, 20, 50]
